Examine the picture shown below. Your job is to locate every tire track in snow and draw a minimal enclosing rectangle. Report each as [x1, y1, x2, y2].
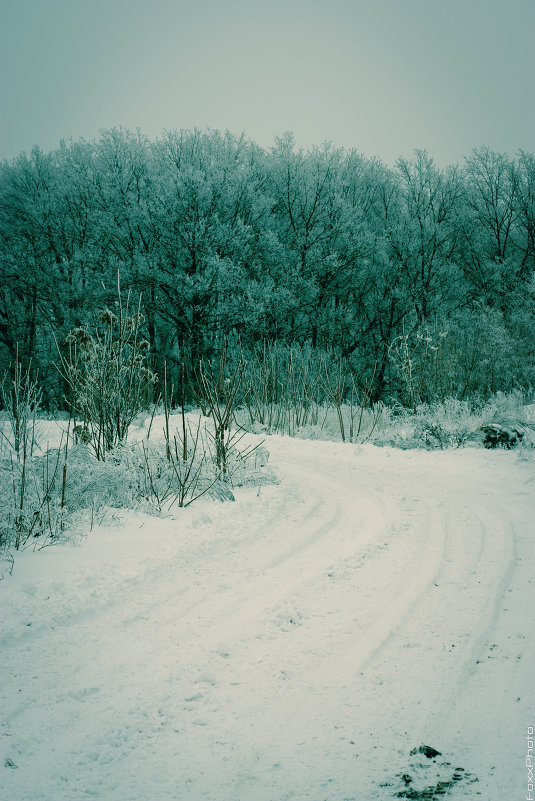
[183, 448, 462, 800]
[2, 440, 534, 801]
[417, 493, 533, 799]
[217, 445, 531, 801]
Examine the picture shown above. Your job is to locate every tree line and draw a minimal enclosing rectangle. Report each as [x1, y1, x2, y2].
[1, 127, 534, 406]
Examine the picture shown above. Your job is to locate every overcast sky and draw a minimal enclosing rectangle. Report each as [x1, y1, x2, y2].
[1, 0, 534, 166]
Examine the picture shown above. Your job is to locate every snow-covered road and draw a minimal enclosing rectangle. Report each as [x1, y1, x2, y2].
[1, 436, 534, 800]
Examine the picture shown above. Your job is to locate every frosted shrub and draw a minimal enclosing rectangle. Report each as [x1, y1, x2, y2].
[370, 394, 534, 450]
[481, 389, 528, 422]
[140, 419, 219, 509]
[59, 444, 140, 513]
[0, 441, 134, 551]
[0, 363, 67, 550]
[0, 443, 67, 550]
[0, 428, 276, 552]
[388, 324, 456, 409]
[56, 291, 156, 460]
[141, 396, 274, 510]
[0, 359, 42, 459]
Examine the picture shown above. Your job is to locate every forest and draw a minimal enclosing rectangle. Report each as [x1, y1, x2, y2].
[1, 127, 534, 407]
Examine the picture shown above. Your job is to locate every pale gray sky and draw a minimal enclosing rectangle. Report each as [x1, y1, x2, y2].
[1, 0, 534, 165]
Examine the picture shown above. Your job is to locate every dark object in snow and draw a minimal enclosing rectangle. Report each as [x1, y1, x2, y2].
[410, 745, 442, 759]
[480, 423, 524, 449]
[394, 751, 478, 798]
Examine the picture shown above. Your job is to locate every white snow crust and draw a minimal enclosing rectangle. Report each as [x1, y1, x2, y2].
[1, 433, 534, 800]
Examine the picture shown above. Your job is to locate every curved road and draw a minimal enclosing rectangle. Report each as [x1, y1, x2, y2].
[1, 436, 534, 800]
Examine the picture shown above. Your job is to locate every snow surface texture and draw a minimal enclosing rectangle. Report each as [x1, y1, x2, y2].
[1, 435, 534, 800]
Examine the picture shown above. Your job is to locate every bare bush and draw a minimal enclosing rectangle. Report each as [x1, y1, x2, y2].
[141, 419, 218, 509]
[196, 340, 245, 476]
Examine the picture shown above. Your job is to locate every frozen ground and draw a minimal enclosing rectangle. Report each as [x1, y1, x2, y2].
[1, 433, 534, 800]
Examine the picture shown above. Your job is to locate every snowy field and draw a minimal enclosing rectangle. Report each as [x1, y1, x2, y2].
[1, 432, 534, 800]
